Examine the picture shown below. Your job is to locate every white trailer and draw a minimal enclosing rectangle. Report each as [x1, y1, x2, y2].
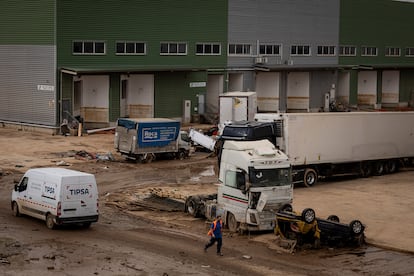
[255, 112, 414, 187]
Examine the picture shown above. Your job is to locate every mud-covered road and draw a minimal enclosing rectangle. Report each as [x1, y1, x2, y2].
[0, 127, 413, 275]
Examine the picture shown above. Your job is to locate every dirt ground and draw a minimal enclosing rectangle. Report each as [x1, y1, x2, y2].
[0, 127, 413, 275]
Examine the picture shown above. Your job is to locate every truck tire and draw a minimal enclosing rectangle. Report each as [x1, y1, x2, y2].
[12, 202, 20, 217]
[301, 208, 316, 224]
[177, 149, 187, 160]
[387, 160, 398, 174]
[46, 213, 56, 229]
[303, 168, 317, 187]
[279, 203, 293, 212]
[185, 197, 199, 218]
[374, 161, 385, 175]
[227, 212, 239, 233]
[360, 162, 372, 178]
[349, 220, 364, 235]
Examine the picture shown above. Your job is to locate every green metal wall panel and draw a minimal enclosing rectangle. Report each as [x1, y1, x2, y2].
[56, 0, 227, 70]
[155, 71, 207, 117]
[0, 0, 55, 44]
[109, 73, 121, 121]
[339, 0, 414, 66]
[400, 70, 414, 103]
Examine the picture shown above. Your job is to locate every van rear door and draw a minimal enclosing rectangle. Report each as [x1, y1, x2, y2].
[61, 175, 98, 218]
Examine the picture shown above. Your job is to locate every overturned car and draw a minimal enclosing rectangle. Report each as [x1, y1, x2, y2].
[275, 207, 365, 248]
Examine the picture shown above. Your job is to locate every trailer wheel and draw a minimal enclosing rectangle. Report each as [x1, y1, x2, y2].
[12, 201, 20, 217]
[303, 168, 317, 187]
[360, 162, 372, 177]
[185, 197, 199, 218]
[227, 212, 239, 233]
[46, 213, 56, 230]
[301, 208, 316, 224]
[349, 220, 364, 235]
[387, 160, 398, 174]
[374, 161, 385, 175]
[327, 215, 340, 223]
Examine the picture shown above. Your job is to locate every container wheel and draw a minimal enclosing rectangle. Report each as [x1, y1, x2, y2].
[46, 213, 56, 229]
[303, 168, 317, 187]
[12, 202, 20, 217]
[227, 212, 239, 233]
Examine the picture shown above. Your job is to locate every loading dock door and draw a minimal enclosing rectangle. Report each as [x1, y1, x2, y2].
[287, 72, 310, 111]
[256, 72, 280, 112]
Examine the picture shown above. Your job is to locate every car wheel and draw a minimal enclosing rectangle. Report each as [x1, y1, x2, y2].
[279, 203, 293, 213]
[227, 212, 239, 233]
[301, 208, 316, 224]
[12, 202, 20, 217]
[349, 220, 364, 235]
[327, 215, 340, 223]
[46, 213, 56, 230]
[185, 197, 199, 218]
[303, 168, 317, 187]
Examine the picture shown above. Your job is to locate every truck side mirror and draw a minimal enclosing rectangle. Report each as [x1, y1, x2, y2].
[14, 183, 18, 192]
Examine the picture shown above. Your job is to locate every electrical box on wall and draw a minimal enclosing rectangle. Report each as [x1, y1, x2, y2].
[183, 100, 191, 124]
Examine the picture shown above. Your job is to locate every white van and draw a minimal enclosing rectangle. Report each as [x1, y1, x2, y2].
[11, 168, 99, 229]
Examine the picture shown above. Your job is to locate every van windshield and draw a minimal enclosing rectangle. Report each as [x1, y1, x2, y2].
[248, 167, 291, 187]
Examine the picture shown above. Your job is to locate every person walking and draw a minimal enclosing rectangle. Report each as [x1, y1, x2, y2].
[204, 215, 223, 256]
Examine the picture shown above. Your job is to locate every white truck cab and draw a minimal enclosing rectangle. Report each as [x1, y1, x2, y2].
[11, 168, 99, 229]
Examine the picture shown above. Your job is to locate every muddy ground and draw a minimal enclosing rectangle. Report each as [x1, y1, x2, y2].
[0, 127, 413, 275]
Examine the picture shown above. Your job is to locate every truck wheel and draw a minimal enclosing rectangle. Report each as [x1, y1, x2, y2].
[142, 153, 155, 163]
[12, 202, 20, 217]
[185, 197, 199, 218]
[303, 168, 317, 187]
[301, 208, 316, 224]
[349, 220, 364, 235]
[327, 215, 340, 223]
[227, 212, 239, 233]
[46, 213, 56, 229]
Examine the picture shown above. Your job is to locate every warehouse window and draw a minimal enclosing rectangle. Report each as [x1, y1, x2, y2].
[196, 43, 221, 55]
[405, 47, 414, 57]
[259, 44, 281, 56]
[339, 46, 357, 56]
[116, 41, 146, 55]
[290, 45, 310, 56]
[317, 46, 336, 56]
[160, 42, 187, 55]
[385, 47, 401, 57]
[228, 43, 252, 55]
[361, 46, 377, 56]
[73, 41, 106, 55]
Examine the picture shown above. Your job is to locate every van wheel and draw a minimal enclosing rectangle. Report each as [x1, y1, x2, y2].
[46, 214, 56, 229]
[227, 212, 239, 233]
[303, 168, 317, 187]
[12, 202, 20, 217]
[177, 149, 186, 160]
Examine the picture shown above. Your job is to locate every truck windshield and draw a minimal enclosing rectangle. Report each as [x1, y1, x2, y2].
[248, 167, 291, 187]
